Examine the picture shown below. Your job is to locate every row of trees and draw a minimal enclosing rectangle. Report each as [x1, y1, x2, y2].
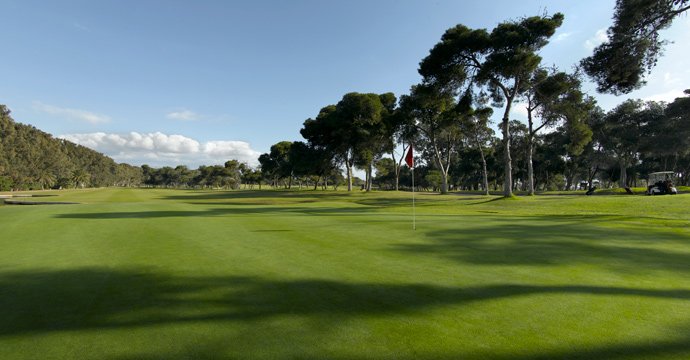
[591, 94, 690, 188]
[140, 160, 264, 189]
[254, 88, 688, 194]
[257, 8, 689, 195]
[372, 93, 690, 192]
[139, 158, 350, 190]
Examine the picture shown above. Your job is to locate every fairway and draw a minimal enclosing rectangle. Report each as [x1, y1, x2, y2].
[1, 188, 690, 359]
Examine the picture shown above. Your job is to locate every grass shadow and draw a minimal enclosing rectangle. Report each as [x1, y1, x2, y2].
[394, 214, 690, 274]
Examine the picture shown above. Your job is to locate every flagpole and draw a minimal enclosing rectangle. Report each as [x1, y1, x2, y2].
[405, 143, 415, 230]
[412, 166, 415, 230]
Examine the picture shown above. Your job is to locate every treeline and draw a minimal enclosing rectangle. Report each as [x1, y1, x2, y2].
[0, 106, 141, 191]
[257, 90, 690, 193]
[258, 11, 690, 194]
[139, 159, 350, 190]
[141, 161, 261, 189]
[378, 94, 690, 191]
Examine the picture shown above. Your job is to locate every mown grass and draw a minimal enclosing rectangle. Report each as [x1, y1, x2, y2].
[1, 187, 689, 359]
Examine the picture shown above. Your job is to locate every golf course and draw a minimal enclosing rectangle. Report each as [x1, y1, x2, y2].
[1, 187, 689, 359]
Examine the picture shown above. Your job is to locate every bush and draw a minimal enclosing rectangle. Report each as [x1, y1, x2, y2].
[547, 174, 566, 191]
[0, 176, 14, 191]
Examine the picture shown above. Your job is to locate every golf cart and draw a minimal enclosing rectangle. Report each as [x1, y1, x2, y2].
[645, 171, 678, 195]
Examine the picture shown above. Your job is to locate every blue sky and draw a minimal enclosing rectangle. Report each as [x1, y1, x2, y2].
[2, 0, 689, 168]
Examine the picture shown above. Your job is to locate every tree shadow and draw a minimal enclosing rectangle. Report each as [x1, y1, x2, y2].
[2, 267, 690, 335]
[157, 189, 357, 202]
[157, 189, 426, 209]
[2, 267, 690, 358]
[53, 205, 376, 220]
[104, 322, 690, 360]
[394, 215, 690, 273]
[108, 330, 690, 360]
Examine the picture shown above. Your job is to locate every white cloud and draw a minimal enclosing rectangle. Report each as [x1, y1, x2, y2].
[663, 72, 681, 86]
[33, 101, 110, 124]
[643, 89, 687, 103]
[511, 102, 529, 119]
[554, 32, 572, 42]
[166, 110, 200, 121]
[57, 131, 261, 168]
[584, 28, 608, 51]
[202, 141, 262, 158]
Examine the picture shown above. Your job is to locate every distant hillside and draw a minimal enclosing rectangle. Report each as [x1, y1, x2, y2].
[0, 105, 141, 191]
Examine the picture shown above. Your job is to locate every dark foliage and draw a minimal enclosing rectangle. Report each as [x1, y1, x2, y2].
[0, 106, 141, 191]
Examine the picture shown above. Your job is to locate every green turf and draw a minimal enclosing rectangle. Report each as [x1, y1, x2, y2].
[1, 188, 689, 359]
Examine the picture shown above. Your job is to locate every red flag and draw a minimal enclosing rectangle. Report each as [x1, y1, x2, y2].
[405, 144, 414, 168]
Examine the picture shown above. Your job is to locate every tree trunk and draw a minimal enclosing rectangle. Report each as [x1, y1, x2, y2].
[527, 133, 535, 195]
[499, 117, 512, 197]
[346, 154, 353, 191]
[475, 137, 490, 196]
[430, 133, 451, 195]
[394, 144, 412, 192]
[364, 166, 370, 192]
[588, 165, 598, 189]
[664, 156, 668, 171]
[618, 156, 627, 188]
[502, 117, 513, 197]
[500, 84, 517, 197]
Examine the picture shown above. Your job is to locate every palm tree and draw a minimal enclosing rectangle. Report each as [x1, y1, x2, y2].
[70, 169, 90, 189]
[37, 170, 56, 190]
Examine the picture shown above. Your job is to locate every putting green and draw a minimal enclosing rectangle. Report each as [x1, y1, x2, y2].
[1, 188, 689, 359]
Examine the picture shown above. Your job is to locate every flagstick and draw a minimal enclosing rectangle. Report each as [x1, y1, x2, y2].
[405, 143, 415, 230]
[412, 166, 415, 230]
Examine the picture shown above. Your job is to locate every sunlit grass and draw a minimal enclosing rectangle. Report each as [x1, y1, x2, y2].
[1, 187, 689, 359]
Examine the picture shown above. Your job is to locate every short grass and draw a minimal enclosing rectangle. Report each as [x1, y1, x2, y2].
[1, 187, 690, 359]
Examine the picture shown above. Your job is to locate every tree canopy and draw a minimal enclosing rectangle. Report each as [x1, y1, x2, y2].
[300, 92, 390, 191]
[582, 0, 690, 94]
[418, 12, 564, 196]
